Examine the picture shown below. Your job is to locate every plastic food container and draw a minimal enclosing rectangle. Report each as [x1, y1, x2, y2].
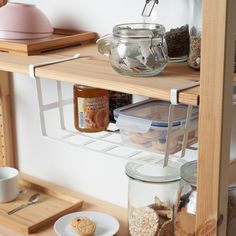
[126, 157, 185, 236]
[114, 99, 198, 154]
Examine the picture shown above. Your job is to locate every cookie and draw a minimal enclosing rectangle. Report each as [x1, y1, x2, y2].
[71, 217, 89, 228]
[75, 218, 96, 236]
[157, 220, 173, 236]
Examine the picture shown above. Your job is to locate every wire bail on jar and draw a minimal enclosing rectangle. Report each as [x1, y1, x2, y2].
[142, 0, 159, 17]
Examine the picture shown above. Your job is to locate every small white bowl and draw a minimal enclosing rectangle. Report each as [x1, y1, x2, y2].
[0, 2, 53, 39]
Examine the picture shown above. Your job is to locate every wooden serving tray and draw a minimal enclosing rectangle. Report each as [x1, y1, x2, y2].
[0, 173, 83, 234]
[0, 28, 98, 56]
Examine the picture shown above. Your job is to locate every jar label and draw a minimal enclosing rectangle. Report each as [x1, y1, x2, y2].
[77, 95, 109, 129]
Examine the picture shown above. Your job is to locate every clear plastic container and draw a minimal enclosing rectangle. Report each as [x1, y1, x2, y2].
[97, 23, 168, 77]
[176, 161, 236, 236]
[126, 157, 185, 236]
[114, 99, 198, 154]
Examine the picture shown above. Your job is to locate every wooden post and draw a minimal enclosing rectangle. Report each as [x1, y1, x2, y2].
[196, 0, 236, 235]
[0, 71, 15, 167]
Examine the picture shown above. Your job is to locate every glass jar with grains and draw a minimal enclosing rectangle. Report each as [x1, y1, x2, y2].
[176, 161, 236, 236]
[73, 85, 109, 132]
[188, 0, 202, 70]
[126, 157, 185, 236]
[142, 0, 190, 62]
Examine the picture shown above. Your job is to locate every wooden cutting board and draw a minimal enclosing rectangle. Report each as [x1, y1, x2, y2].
[0, 173, 83, 234]
[0, 28, 98, 55]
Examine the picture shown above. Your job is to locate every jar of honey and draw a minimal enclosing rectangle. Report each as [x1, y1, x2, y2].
[74, 85, 109, 132]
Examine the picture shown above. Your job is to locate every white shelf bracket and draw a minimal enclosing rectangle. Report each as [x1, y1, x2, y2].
[28, 53, 80, 136]
[170, 81, 200, 105]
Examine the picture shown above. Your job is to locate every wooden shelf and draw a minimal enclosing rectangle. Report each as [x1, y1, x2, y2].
[0, 43, 202, 105]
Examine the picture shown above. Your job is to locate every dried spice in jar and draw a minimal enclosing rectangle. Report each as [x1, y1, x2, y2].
[165, 25, 190, 62]
[188, 0, 202, 70]
[74, 85, 109, 132]
[188, 35, 201, 70]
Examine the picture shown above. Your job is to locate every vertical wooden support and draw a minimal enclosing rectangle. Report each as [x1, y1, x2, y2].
[196, 0, 236, 235]
[0, 71, 15, 167]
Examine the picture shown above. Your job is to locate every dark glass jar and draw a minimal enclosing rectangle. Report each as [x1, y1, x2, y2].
[109, 91, 132, 122]
[74, 85, 109, 132]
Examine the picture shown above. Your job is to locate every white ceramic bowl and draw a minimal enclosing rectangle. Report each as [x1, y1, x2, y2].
[0, 2, 53, 39]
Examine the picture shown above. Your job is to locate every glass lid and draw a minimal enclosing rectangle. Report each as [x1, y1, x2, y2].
[181, 161, 198, 186]
[125, 157, 185, 183]
[113, 23, 165, 39]
[182, 161, 236, 188]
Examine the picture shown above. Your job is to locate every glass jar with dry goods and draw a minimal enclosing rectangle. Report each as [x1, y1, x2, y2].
[126, 157, 185, 236]
[141, 0, 190, 62]
[176, 161, 236, 236]
[73, 85, 109, 132]
[97, 23, 168, 77]
[188, 0, 202, 70]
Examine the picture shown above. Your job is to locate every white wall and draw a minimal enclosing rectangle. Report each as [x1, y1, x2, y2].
[10, 0, 201, 207]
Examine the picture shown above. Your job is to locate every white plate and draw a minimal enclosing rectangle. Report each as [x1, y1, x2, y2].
[54, 211, 120, 236]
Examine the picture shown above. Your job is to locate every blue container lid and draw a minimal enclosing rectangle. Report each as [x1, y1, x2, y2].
[114, 99, 199, 128]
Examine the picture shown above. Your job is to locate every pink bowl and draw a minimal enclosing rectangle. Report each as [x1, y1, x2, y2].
[0, 3, 53, 39]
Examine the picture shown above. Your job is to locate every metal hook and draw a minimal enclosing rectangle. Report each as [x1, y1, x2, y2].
[142, 0, 159, 17]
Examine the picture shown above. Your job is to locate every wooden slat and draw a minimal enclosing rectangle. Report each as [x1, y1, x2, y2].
[196, 0, 236, 235]
[0, 30, 97, 56]
[0, 71, 14, 167]
[0, 44, 200, 105]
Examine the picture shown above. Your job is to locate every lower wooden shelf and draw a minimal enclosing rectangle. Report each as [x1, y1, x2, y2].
[0, 174, 128, 236]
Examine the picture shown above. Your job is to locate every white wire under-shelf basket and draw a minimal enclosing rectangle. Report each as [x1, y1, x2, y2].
[32, 77, 199, 165]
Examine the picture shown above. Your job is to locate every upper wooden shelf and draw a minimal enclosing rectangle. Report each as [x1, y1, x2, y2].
[0, 43, 233, 106]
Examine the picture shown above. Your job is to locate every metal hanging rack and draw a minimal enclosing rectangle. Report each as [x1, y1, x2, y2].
[29, 53, 199, 166]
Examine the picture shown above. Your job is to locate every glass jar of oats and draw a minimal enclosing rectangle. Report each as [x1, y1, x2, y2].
[125, 157, 185, 236]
